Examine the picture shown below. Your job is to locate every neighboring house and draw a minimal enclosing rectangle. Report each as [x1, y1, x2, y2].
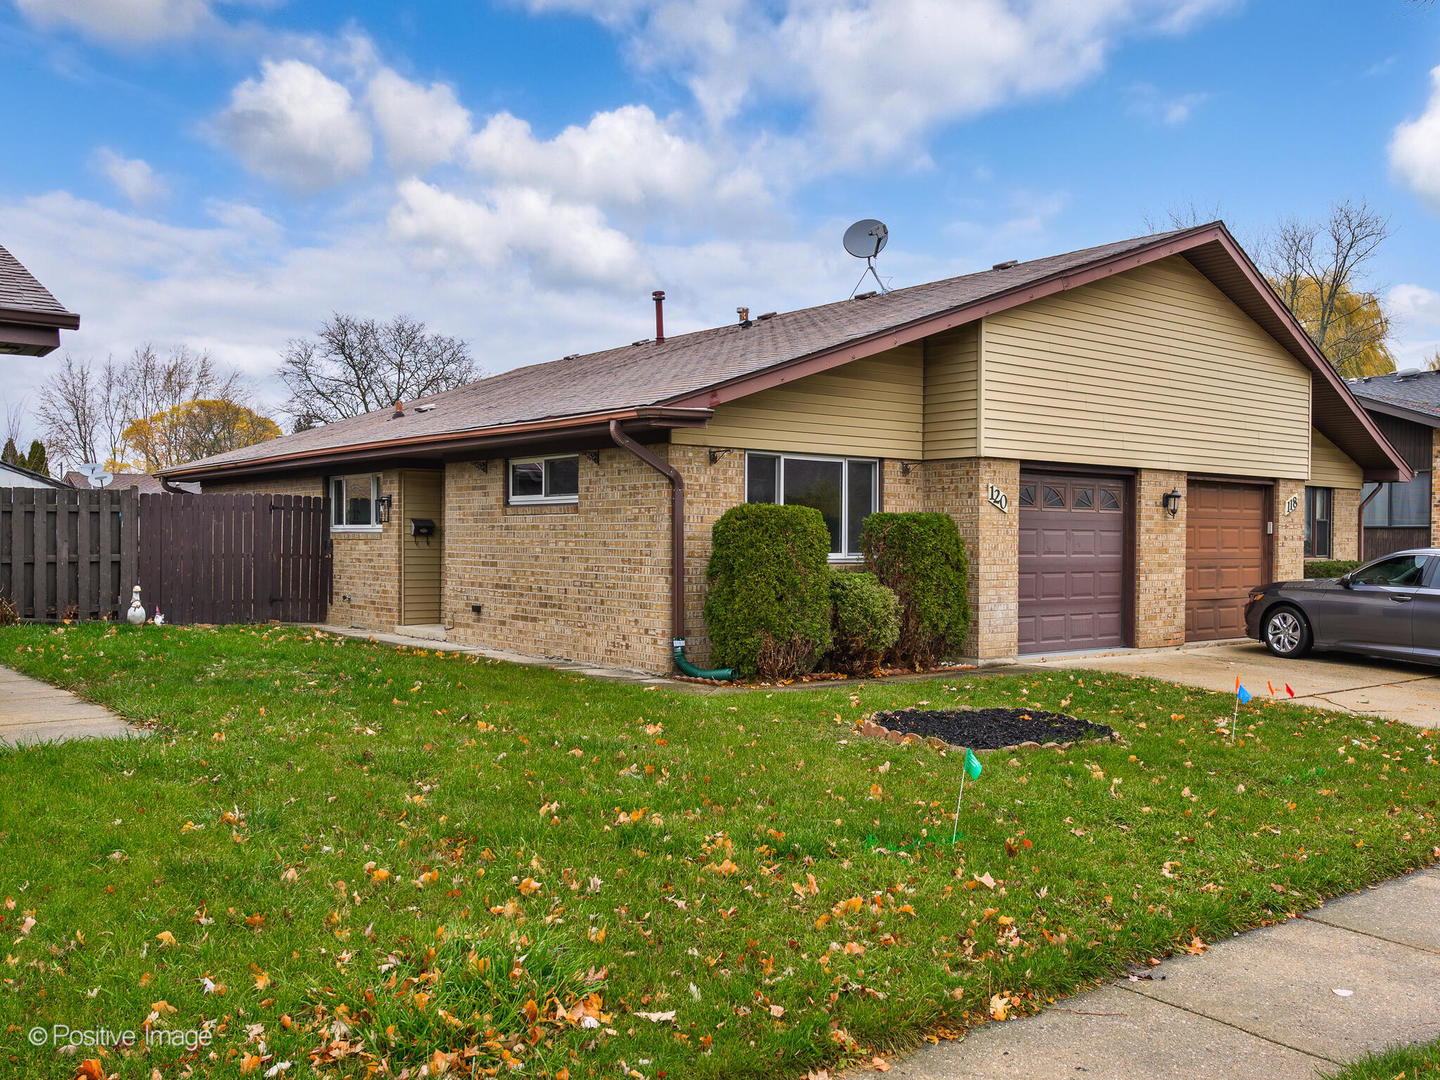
[63, 471, 199, 495]
[1345, 370, 1440, 561]
[0, 243, 79, 356]
[0, 461, 69, 489]
[160, 222, 1409, 674]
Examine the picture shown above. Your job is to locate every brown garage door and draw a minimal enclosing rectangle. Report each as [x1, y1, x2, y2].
[1018, 472, 1127, 654]
[1186, 481, 1268, 641]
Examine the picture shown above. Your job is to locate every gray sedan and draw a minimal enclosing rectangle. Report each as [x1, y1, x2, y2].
[1244, 549, 1440, 661]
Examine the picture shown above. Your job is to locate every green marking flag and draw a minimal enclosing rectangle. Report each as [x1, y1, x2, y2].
[964, 748, 983, 780]
[953, 748, 983, 843]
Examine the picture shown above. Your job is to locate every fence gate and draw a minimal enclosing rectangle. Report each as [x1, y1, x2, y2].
[0, 488, 139, 620]
[138, 493, 332, 625]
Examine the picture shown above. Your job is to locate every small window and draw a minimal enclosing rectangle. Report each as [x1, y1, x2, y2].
[744, 451, 878, 559]
[1099, 489, 1121, 512]
[509, 454, 580, 504]
[1304, 486, 1333, 560]
[1073, 487, 1094, 510]
[330, 474, 381, 530]
[1018, 484, 1036, 507]
[1043, 485, 1065, 509]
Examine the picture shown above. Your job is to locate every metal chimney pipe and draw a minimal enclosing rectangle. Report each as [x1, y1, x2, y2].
[652, 290, 665, 343]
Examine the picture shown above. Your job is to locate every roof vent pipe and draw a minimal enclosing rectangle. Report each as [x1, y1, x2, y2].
[652, 290, 665, 343]
[737, 307, 750, 326]
[392, 400, 404, 419]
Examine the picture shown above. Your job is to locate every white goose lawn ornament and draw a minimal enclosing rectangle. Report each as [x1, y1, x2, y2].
[126, 585, 146, 626]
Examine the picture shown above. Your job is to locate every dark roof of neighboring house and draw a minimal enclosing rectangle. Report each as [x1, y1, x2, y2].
[161, 222, 1411, 483]
[0, 244, 79, 327]
[63, 471, 199, 495]
[1348, 370, 1440, 428]
[0, 460, 70, 488]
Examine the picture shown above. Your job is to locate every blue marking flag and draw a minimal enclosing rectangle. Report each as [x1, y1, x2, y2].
[1236, 683, 1253, 705]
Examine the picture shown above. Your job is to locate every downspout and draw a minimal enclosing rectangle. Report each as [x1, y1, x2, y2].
[1356, 484, 1382, 563]
[159, 477, 189, 495]
[608, 419, 733, 680]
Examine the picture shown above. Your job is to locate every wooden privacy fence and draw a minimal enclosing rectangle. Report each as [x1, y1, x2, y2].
[139, 493, 332, 625]
[0, 488, 139, 620]
[0, 488, 331, 625]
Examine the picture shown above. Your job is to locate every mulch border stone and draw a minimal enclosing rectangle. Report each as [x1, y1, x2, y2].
[858, 705, 1120, 755]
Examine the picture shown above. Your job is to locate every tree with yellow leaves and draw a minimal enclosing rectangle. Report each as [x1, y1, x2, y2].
[122, 399, 280, 471]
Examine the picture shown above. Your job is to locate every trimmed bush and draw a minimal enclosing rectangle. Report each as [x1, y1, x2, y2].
[704, 503, 833, 680]
[1305, 559, 1361, 579]
[861, 512, 969, 668]
[827, 569, 901, 675]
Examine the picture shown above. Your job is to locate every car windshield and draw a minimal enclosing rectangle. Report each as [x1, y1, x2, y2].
[1351, 555, 1430, 588]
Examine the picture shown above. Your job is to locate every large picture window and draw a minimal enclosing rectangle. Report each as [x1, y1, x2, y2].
[509, 454, 580, 505]
[1304, 486, 1332, 559]
[745, 452, 879, 558]
[330, 474, 381, 531]
[1363, 472, 1433, 528]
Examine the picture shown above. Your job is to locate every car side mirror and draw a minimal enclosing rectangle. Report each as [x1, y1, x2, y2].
[1339, 573, 1354, 589]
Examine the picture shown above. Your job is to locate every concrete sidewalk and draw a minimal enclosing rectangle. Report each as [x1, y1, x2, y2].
[1023, 642, 1440, 728]
[878, 868, 1440, 1079]
[0, 665, 137, 745]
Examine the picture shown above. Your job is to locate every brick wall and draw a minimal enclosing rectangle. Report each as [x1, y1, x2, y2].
[1274, 479, 1306, 582]
[1433, 428, 1440, 547]
[442, 449, 673, 672]
[1134, 469, 1187, 647]
[1331, 487, 1361, 562]
[924, 457, 1019, 660]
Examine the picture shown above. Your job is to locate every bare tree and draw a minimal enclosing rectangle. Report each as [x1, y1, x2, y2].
[279, 313, 478, 427]
[1142, 198, 1222, 233]
[35, 354, 110, 469]
[1258, 198, 1394, 378]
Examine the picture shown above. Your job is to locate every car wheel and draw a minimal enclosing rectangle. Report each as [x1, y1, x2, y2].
[1262, 605, 1311, 659]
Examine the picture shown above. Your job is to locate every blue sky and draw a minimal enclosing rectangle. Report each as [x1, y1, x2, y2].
[4, 0, 1440, 440]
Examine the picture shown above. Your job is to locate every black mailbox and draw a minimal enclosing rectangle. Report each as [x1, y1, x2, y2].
[410, 518, 437, 539]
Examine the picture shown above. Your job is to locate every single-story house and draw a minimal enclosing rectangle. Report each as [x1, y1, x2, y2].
[0, 460, 69, 489]
[0, 243, 79, 356]
[63, 471, 200, 495]
[160, 222, 1410, 673]
[1344, 370, 1440, 560]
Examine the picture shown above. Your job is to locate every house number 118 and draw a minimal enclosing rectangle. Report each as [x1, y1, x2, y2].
[987, 484, 1009, 513]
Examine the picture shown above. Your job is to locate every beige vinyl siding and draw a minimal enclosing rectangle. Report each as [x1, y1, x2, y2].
[1310, 428, 1364, 488]
[400, 470, 443, 625]
[672, 344, 922, 458]
[922, 323, 979, 459]
[980, 256, 1312, 479]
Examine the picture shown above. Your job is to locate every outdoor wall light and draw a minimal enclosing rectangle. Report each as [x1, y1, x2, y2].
[1162, 488, 1183, 518]
[376, 494, 393, 524]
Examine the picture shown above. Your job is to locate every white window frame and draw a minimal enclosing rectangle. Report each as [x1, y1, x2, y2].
[744, 451, 879, 561]
[329, 474, 383, 532]
[508, 453, 580, 506]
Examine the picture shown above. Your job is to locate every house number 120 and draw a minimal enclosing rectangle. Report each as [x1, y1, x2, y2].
[987, 484, 1009, 513]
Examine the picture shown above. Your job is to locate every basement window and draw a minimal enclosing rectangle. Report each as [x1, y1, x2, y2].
[330, 474, 382, 531]
[745, 452, 878, 559]
[509, 454, 580, 505]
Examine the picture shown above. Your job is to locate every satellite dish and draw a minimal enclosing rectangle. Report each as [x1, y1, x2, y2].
[843, 218, 890, 297]
[843, 219, 889, 260]
[77, 462, 113, 489]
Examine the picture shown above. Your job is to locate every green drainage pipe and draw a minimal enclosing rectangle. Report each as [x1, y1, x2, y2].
[673, 639, 733, 681]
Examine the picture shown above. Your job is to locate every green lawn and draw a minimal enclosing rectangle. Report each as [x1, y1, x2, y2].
[0, 624, 1436, 1080]
[1323, 1038, 1440, 1079]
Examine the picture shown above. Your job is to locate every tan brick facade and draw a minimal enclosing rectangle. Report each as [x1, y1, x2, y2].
[1274, 479, 1306, 583]
[922, 457, 1019, 660]
[1331, 486, 1362, 562]
[1433, 428, 1440, 546]
[1134, 469, 1187, 647]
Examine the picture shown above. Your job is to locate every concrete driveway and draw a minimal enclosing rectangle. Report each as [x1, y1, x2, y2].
[1022, 641, 1440, 727]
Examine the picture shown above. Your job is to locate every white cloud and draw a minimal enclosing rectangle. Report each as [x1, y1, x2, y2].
[92, 148, 169, 205]
[1390, 65, 1440, 210]
[13, 0, 217, 43]
[214, 59, 373, 192]
[466, 104, 766, 212]
[1127, 84, 1208, 126]
[1391, 283, 1440, 325]
[366, 68, 472, 170]
[387, 179, 648, 287]
[523, 0, 1236, 160]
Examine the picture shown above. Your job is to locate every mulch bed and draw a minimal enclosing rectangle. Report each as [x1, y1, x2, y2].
[863, 706, 1116, 752]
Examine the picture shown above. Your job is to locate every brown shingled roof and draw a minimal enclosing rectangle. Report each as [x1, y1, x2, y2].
[161, 222, 1411, 483]
[0, 244, 79, 326]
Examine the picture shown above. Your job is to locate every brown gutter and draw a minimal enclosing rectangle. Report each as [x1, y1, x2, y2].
[159, 476, 190, 495]
[161, 406, 712, 481]
[0, 305, 80, 330]
[608, 420, 684, 642]
[1356, 484, 1382, 563]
